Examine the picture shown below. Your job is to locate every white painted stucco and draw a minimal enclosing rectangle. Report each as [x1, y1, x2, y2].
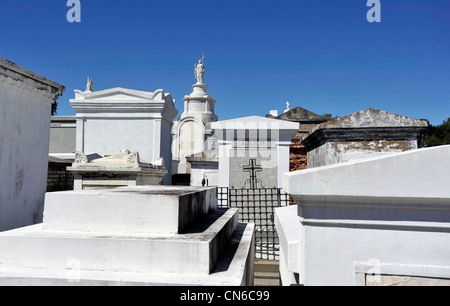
[277, 146, 450, 286]
[212, 116, 298, 189]
[70, 87, 178, 185]
[0, 186, 255, 286]
[0, 58, 64, 232]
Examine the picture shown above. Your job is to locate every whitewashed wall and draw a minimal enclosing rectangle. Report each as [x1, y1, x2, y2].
[211, 116, 298, 189]
[190, 164, 219, 187]
[278, 146, 450, 286]
[0, 58, 64, 232]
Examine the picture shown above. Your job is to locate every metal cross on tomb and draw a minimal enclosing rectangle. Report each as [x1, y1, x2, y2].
[243, 159, 263, 190]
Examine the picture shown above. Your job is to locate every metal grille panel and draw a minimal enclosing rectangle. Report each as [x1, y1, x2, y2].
[217, 187, 290, 261]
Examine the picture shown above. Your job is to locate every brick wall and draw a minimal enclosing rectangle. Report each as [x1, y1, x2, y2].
[47, 163, 73, 192]
[290, 134, 308, 172]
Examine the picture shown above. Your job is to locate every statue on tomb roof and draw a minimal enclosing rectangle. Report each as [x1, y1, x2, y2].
[284, 102, 291, 113]
[194, 54, 205, 84]
[74, 151, 88, 164]
[86, 77, 93, 92]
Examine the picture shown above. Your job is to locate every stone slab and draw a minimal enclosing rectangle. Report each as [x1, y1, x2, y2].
[366, 274, 450, 286]
[274, 206, 301, 275]
[284, 146, 450, 199]
[279, 145, 450, 286]
[0, 223, 255, 286]
[0, 208, 238, 275]
[44, 186, 218, 234]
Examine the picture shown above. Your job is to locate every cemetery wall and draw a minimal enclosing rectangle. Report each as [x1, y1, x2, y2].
[290, 134, 308, 171]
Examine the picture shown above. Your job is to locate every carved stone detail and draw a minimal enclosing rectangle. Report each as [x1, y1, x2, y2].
[74, 152, 88, 164]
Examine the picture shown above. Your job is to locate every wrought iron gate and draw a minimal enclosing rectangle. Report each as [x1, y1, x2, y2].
[217, 187, 290, 261]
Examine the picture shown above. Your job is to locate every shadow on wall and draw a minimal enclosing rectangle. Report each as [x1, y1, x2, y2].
[47, 158, 74, 192]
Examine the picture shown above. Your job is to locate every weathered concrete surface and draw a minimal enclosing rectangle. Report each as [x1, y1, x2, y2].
[266, 107, 331, 124]
[308, 140, 418, 168]
[367, 275, 450, 287]
[68, 150, 168, 190]
[303, 109, 428, 168]
[310, 108, 427, 132]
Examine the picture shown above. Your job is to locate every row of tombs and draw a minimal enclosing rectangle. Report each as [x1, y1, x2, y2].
[47, 88, 430, 192]
[1, 56, 449, 286]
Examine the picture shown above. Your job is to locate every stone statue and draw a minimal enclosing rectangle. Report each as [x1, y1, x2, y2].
[284, 102, 291, 113]
[194, 55, 205, 84]
[74, 152, 88, 164]
[86, 77, 93, 92]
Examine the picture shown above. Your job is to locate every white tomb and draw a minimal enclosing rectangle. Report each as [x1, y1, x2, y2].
[211, 116, 299, 189]
[276, 145, 450, 286]
[172, 56, 218, 174]
[0, 186, 255, 286]
[0, 57, 65, 232]
[70, 82, 178, 185]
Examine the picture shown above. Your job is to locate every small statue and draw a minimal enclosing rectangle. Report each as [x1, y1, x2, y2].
[74, 152, 88, 164]
[202, 175, 209, 187]
[284, 102, 291, 113]
[86, 77, 93, 92]
[195, 54, 205, 84]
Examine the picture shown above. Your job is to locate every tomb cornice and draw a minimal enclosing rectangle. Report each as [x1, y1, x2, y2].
[303, 126, 428, 151]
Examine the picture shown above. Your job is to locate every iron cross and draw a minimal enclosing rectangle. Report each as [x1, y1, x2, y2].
[243, 159, 263, 189]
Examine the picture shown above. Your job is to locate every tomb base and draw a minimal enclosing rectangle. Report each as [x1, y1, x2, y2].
[0, 186, 255, 286]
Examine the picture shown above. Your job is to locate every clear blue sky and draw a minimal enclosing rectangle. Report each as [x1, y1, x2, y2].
[1, 0, 449, 125]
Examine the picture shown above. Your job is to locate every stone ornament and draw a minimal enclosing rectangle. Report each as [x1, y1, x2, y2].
[74, 151, 88, 164]
[126, 151, 140, 164]
[86, 77, 93, 92]
[284, 102, 291, 113]
[154, 157, 165, 167]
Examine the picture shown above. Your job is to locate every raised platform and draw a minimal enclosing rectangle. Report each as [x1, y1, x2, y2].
[0, 186, 255, 286]
[44, 186, 218, 234]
